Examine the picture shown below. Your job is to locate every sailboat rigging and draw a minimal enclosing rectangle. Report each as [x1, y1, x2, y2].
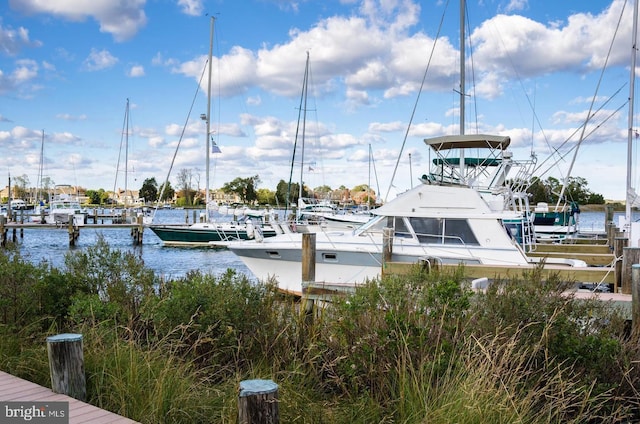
[114, 98, 132, 208]
[625, 0, 639, 244]
[147, 16, 278, 246]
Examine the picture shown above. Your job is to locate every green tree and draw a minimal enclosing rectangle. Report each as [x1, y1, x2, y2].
[528, 176, 605, 205]
[86, 190, 101, 205]
[222, 175, 260, 204]
[86, 189, 109, 205]
[158, 180, 175, 202]
[275, 179, 309, 207]
[176, 169, 194, 206]
[11, 174, 30, 201]
[313, 185, 332, 196]
[139, 178, 159, 203]
[256, 188, 276, 205]
[527, 177, 549, 204]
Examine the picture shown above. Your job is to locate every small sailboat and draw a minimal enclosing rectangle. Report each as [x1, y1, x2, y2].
[148, 17, 278, 247]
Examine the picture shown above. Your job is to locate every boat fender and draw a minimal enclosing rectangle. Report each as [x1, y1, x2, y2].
[246, 219, 254, 239]
[254, 225, 264, 242]
[471, 277, 489, 289]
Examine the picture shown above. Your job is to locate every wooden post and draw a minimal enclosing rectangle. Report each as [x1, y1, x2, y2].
[605, 204, 614, 225]
[301, 232, 316, 316]
[622, 247, 640, 294]
[0, 215, 5, 246]
[67, 216, 79, 247]
[382, 227, 393, 274]
[301, 233, 316, 284]
[607, 222, 617, 249]
[238, 379, 279, 424]
[614, 237, 628, 293]
[633, 264, 640, 340]
[185, 210, 189, 224]
[19, 209, 24, 238]
[40, 207, 45, 224]
[46, 333, 86, 401]
[133, 214, 144, 245]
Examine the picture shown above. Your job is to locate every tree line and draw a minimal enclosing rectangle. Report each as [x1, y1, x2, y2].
[5, 169, 607, 207]
[135, 171, 606, 207]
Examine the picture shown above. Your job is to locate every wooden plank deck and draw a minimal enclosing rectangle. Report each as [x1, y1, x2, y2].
[0, 371, 139, 423]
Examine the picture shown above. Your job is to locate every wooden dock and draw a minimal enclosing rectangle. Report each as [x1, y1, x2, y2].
[0, 216, 146, 247]
[0, 371, 138, 423]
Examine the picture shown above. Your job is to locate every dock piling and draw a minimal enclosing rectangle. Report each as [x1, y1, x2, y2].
[301, 233, 316, 316]
[238, 379, 279, 424]
[615, 237, 629, 293]
[0, 215, 5, 246]
[46, 333, 86, 401]
[633, 264, 640, 340]
[623, 247, 640, 294]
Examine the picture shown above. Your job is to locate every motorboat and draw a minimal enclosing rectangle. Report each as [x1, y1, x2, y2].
[226, 182, 586, 296]
[45, 192, 86, 226]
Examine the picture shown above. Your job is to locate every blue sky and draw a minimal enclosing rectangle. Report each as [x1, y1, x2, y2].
[1, 0, 638, 201]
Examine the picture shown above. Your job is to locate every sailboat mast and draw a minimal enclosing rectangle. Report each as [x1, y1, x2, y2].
[124, 98, 129, 208]
[459, 0, 466, 183]
[205, 16, 214, 205]
[298, 52, 310, 204]
[37, 130, 44, 204]
[626, 0, 639, 238]
[368, 144, 372, 209]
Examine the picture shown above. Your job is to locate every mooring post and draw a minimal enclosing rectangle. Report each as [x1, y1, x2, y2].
[614, 237, 629, 293]
[238, 379, 279, 424]
[133, 214, 144, 245]
[67, 215, 80, 247]
[605, 204, 614, 225]
[0, 215, 5, 246]
[607, 222, 617, 249]
[633, 264, 640, 340]
[301, 232, 316, 316]
[46, 333, 86, 401]
[19, 209, 24, 238]
[382, 227, 393, 275]
[40, 207, 45, 224]
[622, 247, 640, 295]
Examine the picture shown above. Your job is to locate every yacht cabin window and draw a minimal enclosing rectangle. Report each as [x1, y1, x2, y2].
[389, 217, 479, 245]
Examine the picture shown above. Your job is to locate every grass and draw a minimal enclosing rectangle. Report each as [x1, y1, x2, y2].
[0, 238, 639, 423]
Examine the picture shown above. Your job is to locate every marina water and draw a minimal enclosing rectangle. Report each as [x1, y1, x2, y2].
[9, 208, 252, 280]
[4, 208, 634, 280]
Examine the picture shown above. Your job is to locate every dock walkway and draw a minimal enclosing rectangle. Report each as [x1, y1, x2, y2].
[0, 371, 138, 423]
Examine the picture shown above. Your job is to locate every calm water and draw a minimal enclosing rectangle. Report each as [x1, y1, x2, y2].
[8, 208, 254, 281]
[5, 209, 637, 280]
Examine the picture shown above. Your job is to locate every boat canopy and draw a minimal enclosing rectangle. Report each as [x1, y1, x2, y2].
[424, 134, 511, 151]
[432, 157, 502, 167]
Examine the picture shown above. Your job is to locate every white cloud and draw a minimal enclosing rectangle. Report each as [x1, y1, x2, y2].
[8, 0, 147, 42]
[0, 23, 37, 56]
[128, 65, 145, 77]
[177, 0, 203, 16]
[83, 48, 118, 71]
[56, 113, 88, 121]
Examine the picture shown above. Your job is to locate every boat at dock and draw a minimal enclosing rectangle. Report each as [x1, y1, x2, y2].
[226, 179, 589, 296]
[149, 205, 280, 247]
[38, 185, 87, 226]
[147, 17, 280, 247]
[531, 201, 581, 241]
